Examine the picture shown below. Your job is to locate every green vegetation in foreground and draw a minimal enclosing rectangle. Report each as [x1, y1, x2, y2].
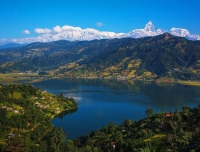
[1, 84, 200, 151]
[73, 106, 200, 152]
[0, 84, 77, 151]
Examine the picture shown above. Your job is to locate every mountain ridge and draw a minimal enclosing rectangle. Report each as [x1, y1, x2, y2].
[0, 33, 200, 81]
[0, 43, 27, 49]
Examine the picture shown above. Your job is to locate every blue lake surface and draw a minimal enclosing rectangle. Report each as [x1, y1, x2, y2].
[33, 79, 200, 139]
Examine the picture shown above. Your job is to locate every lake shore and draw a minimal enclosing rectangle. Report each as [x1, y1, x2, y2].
[51, 107, 78, 119]
[177, 80, 200, 86]
[0, 74, 200, 87]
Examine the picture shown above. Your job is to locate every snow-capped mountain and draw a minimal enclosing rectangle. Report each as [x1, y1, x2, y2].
[127, 21, 166, 38]
[0, 21, 199, 45]
[170, 27, 200, 40]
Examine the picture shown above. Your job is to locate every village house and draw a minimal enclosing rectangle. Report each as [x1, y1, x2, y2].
[55, 108, 60, 114]
[109, 142, 116, 149]
[13, 110, 19, 114]
[42, 91, 47, 94]
[32, 97, 38, 100]
[39, 105, 44, 108]
[165, 112, 173, 117]
[7, 107, 13, 111]
[8, 133, 14, 138]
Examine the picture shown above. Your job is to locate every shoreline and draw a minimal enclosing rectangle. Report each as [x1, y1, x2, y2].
[177, 80, 200, 86]
[51, 107, 78, 119]
[0, 74, 200, 87]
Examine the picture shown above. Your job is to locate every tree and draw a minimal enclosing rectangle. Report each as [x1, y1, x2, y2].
[6, 131, 26, 152]
[84, 145, 92, 152]
[123, 119, 133, 128]
[47, 127, 67, 152]
[114, 131, 123, 142]
[145, 108, 154, 118]
[108, 122, 115, 134]
[64, 140, 77, 152]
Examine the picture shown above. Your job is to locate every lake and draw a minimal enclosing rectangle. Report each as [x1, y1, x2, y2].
[33, 79, 200, 139]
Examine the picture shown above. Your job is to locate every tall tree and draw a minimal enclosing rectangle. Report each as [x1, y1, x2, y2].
[145, 108, 154, 118]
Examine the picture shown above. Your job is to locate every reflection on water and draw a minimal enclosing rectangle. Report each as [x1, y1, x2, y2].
[33, 79, 200, 139]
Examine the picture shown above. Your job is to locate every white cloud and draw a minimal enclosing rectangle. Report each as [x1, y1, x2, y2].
[53, 25, 63, 33]
[34, 28, 52, 34]
[23, 30, 30, 34]
[96, 22, 105, 27]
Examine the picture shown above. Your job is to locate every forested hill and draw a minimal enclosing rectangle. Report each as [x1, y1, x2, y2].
[74, 106, 200, 152]
[0, 84, 77, 151]
[0, 33, 200, 80]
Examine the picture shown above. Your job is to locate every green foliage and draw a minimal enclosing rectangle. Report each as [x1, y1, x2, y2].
[145, 108, 154, 118]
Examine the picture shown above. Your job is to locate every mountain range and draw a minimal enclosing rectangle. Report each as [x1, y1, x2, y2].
[0, 33, 200, 81]
[0, 43, 26, 49]
[0, 21, 200, 46]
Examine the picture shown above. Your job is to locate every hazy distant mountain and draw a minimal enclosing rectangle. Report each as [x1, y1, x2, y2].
[1, 21, 200, 45]
[0, 43, 27, 49]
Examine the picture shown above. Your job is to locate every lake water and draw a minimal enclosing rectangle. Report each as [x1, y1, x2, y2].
[33, 79, 200, 139]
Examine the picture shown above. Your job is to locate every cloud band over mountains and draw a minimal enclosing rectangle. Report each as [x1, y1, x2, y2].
[1, 21, 200, 45]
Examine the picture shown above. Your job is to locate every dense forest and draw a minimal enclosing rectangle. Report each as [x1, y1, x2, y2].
[1, 84, 200, 151]
[0, 33, 200, 80]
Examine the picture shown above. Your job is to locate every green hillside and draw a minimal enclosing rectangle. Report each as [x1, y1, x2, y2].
[0, 84, 77, 151]
[0, 33, 200, 80]
[74, 106, 200, 152]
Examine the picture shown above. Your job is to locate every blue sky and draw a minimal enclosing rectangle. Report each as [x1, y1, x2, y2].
[0, 0, 200, 40]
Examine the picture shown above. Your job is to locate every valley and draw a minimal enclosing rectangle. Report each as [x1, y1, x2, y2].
[1, 0, 200, 151]
[0, 33, 200, 151]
